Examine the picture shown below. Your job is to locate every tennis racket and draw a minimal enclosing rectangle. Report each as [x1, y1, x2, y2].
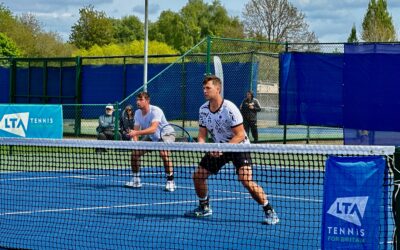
[160, 123, 194, 142]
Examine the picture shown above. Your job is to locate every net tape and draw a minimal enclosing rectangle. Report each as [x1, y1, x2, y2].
[0, 137, 395, 155]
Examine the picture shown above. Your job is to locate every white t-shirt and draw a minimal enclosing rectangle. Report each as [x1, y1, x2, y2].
[199, 99, 249, 144]
[134, 105, 172, 141]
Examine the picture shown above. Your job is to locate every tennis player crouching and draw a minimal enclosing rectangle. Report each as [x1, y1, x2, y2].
[184, 75, 279, 225]
[125, 91, 176, 192]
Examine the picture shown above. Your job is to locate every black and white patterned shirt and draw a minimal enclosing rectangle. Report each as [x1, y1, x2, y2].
[199, 100, 249, 144]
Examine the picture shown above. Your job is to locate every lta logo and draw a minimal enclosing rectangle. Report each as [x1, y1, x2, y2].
[0, 112, 29, 137]
[327, 196, 368, 226]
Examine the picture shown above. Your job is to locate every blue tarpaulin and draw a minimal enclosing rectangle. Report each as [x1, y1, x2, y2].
[279, 44, 400, 145]
[279, 53, 343, 127]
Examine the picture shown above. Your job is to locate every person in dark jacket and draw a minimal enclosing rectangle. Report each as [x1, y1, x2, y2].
[120, 105, 135, 140]
[240, 91, 261, 143]
[96, 104, 119, 140]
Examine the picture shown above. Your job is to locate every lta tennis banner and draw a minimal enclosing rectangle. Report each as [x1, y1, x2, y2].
[321, 156, 386, 249]
[0, 104, 63, 139]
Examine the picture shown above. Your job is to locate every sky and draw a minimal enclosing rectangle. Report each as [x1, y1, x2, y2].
[2, 0, 400, 43]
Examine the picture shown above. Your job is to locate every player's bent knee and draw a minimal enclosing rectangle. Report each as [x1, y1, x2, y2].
[192, 166, 208, 180]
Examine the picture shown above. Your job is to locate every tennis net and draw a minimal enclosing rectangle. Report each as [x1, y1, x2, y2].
[0, 138, 395, 249]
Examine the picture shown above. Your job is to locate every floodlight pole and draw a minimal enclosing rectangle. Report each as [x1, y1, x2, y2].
[143, 0, 149, 92]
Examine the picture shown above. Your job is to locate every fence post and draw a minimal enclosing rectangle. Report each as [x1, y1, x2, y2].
[283, 42, 289, 144]
[42, 60, 48, 103]
[74, 56, 82, 136]
[250, 51, 255, 91]
[181, 56, 187, 127]
[9, 58, 16, 103]
[123, 56, 127, 99]
[114, 102, 120, 140]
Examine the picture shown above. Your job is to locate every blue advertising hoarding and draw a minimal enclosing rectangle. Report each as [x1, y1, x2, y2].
[0, 104, 63, 139]
[321, 156, 386, 249]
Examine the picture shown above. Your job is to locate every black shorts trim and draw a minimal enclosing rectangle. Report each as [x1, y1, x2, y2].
[199, 152, 252, 174]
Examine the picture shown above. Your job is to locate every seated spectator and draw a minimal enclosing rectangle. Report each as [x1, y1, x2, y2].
[96, 104, 120, 141]
[120, 105, 135, 140]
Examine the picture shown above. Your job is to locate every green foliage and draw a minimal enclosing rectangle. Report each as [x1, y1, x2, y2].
[0, 32, 21, 57]
[150, 0, 245, 53]
[69, 5, 115, 49]
[0, 3, 74, 57]
[72, 40, 179, 64]
[113, 15, 144, 43]
[361, 0, 396, 42]
[150, 10, 193, 53]
[347, 24, 359, 43]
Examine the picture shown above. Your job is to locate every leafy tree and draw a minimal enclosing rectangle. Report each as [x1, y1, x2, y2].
[150, 10, 193, 53]
[361, 0, 396, 42]
[69, 5, 115, 49]
[0, 32, 21, 57]
[206, 1, 244, 38]
[113, 15, 144, 43]
[347, 24, 359, 43]
[0, 4, 73, 57]
[221, 17, 245, 39]
[242, 0, 318, 43]
[151, 0, 245, 53]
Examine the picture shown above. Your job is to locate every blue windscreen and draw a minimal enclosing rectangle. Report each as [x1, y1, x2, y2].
[343, 44, 400, 145]
[279, 45, 400, 145]
[279, 53, 343, 127]
[0, 67, 9, 103]
[343, 53, 400, 131]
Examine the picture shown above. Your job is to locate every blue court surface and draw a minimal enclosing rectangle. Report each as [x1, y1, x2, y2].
[0, 165, 393, 249]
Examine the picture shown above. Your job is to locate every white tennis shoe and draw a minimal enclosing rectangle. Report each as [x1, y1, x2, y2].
[263, 204, 279, 225]
[165, 180, 176, 192]
[125, 177, 142, 188]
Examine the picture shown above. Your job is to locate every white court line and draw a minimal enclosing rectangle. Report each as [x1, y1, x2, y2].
[0, 172, 159, 182]
[1, 176, 61, 181]
[1, 168, 323, 216]
[145, 183, 322, 203]
[0, 193, 322, 217]
[143, 182, 253, 196]
[0, 197, 245, 216]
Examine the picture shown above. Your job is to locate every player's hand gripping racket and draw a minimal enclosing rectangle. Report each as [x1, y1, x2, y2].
[160, 124, 194, 142]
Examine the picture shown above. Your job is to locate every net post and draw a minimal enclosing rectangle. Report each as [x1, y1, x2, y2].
[393, 147, 400, 248]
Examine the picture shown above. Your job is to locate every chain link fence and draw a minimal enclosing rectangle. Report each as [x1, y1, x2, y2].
[1, 37, 348, 143]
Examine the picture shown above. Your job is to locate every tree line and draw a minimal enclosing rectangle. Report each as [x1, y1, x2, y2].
[0, 0, 397, 58]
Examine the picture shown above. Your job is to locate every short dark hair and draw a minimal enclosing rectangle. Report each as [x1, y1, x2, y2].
[137, 91, 150, 100]
[203, 75, 221, 86]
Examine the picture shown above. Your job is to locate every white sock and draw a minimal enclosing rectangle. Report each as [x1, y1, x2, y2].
[133, 173, 140, 178]
[262, 201, 269, 207]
